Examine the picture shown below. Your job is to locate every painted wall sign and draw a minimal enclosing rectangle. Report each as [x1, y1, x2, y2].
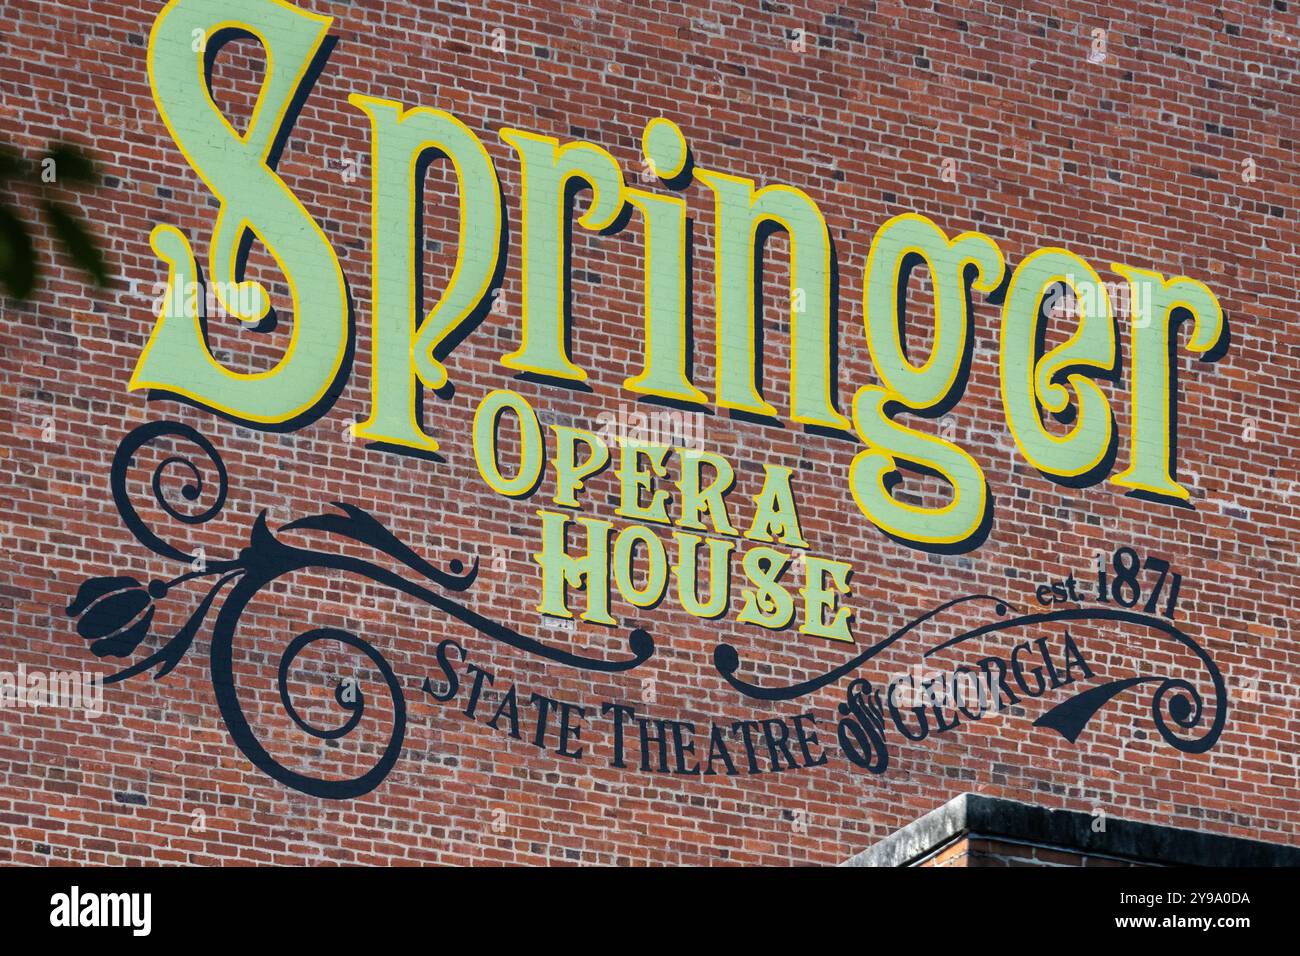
[68, 0, 1231, 798]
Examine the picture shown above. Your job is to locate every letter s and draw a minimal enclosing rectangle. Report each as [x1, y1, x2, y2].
[132, 0, 350, 425]
[423, 639, 465, 702]
[836, 678, 888, 773]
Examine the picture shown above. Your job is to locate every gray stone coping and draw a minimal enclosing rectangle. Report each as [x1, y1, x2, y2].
[841, 793, 1300, 867]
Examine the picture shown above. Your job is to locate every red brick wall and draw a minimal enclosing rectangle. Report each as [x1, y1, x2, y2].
[1, 0, 1296, 865]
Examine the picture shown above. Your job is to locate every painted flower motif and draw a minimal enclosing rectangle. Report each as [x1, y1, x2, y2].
[67, 576, 156, 658]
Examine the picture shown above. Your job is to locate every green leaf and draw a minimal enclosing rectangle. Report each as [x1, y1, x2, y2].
[44, 143, 98, 185]
[0, 203, 37, 299]
[42, 200, 110, 288]
[0, 145, 31, 182]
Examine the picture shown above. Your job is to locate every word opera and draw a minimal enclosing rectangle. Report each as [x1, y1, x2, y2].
[131, 0, 1227, 637]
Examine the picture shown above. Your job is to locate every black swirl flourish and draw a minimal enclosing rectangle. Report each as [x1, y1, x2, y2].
[263, 512, 653, 673]
[1146, 677, 1206, 749]
[208, 623, 407, 799]
[152, 456, 214, 523]
[925, 606, 1225, 755]
[73, 420, 657, 799]
[278, 628, 385, 741]
[714, 593, 1015, 701]
[206, 517, 650, 799]
[715, 598, 1226, 756]
[111, 419, 238, 568]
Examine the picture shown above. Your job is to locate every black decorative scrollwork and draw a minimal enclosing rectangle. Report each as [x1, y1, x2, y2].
[69, 420, 1229, 797]
[715, 597, 1227, 758]
[69, 420, 656, 799]
[926, 606, 1227, 756]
